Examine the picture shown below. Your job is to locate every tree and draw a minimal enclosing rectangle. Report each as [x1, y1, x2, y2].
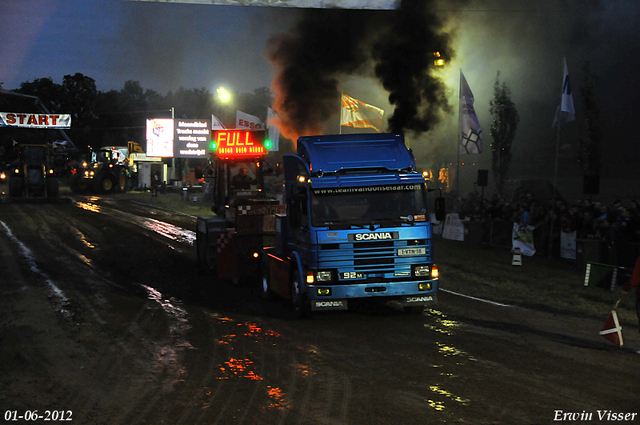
[18, 77, 64, 112]
[61, 73, 98, 145]
[489, 72, 520, 196]
[236, 87, 273, 121]
[578, 61, 602, 178]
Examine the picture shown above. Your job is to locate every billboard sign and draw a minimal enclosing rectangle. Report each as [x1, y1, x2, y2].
[146, 119, 174, 157]
[174, 119, 210, 158]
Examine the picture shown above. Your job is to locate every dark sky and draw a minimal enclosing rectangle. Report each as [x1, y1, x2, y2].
[2, 0, 639, 188]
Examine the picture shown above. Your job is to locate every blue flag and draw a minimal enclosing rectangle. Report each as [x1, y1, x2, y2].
[459, 71, 483, 154]
[553, 57, 575, 127]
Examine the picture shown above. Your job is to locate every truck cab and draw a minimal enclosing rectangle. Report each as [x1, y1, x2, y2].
[262, 133, 442, 316]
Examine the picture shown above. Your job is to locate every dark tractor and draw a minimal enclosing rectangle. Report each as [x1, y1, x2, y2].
[8, 144, 59, 199]
[69, 146, 128, 194]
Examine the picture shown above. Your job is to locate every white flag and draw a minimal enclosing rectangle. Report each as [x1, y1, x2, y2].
[211, 114, 225, 130]
[267, 107, 280, 151]
[236, 110, 265, 130]
[459, 71, 483, 154]
[553, 57, 575, 127]
[340, 94, 384, 132]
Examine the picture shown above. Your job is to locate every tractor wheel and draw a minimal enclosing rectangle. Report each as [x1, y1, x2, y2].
[116, 169, 127, 193]
[69, 174, 90, 194]
[95, 173, 116, 194]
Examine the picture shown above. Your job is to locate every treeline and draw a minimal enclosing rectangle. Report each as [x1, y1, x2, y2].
[1, 73, 273, 150]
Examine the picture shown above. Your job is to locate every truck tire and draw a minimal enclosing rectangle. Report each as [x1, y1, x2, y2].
[95, 173, 116, 194]
[46, 177, 59, 199]
[290, 270, 310, 318]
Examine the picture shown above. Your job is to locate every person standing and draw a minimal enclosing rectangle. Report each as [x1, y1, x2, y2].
[622, 256, 640, 332]
[231, 168, 253, 191]
[151, 172, 159, 197]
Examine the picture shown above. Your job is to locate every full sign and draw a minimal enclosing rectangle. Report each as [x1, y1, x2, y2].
[212, 129, 267, 160]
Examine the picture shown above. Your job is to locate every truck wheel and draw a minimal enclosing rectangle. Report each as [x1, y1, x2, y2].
[290, 271, 310, 318]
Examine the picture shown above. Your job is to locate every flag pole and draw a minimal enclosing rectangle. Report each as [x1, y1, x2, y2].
[339, 92, 343, 134]
[549, 119, 561, 258]
[456, 69, 462, 196]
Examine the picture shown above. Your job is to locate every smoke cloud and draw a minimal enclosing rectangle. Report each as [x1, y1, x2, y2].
[266, 0, 454, 142]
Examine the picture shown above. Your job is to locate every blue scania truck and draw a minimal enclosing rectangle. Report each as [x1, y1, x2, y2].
[261, 133, 444, 316]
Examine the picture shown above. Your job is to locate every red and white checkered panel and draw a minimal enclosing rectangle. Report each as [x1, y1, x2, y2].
[216, 232, 234, 253]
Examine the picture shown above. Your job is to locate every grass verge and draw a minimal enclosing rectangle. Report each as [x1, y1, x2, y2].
[435, 237, 638, 326]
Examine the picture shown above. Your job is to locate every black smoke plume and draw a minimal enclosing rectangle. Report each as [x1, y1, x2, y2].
[373, 0, 453, 133]
[266, 0, 453, 142]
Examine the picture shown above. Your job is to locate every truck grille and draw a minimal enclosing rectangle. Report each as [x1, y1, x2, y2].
[317, 239, 430, 279]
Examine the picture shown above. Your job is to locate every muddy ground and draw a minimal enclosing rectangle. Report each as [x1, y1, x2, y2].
[1, 191, 639, 425]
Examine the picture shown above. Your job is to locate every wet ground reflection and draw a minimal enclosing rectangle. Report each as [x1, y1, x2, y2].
[423, 309, 461, 336]
[208, 314, 292, 412]
[75, 200, 196, 246]
[423, 309, 476, 417]
[141, 284, 193, 391]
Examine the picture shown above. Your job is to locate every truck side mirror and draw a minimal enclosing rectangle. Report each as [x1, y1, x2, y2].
[435, 197, 446, 222]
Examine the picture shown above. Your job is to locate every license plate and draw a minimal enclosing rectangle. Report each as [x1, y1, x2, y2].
[341, 272, 365, 280]
[398, 247, 426, 256]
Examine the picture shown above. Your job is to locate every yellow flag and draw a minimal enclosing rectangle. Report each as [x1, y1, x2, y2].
[340, 94, 384, 132]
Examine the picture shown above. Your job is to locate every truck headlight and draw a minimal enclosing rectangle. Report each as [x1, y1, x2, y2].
[413, 265, 431, 277]
[316, 270, 332, 282]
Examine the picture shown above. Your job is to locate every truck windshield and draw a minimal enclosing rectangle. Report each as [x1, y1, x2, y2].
[310, 183, 428, 227]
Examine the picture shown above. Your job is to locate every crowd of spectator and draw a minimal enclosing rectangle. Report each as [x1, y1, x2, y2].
[446, 190, 640, 260]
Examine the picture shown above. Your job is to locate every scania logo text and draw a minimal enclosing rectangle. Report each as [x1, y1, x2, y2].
[406, 296, 433, 303]
[316, 301, 345, 308]
[349, 231, 399, 241]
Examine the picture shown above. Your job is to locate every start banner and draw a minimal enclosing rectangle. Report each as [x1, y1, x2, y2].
[0, 112, 71, 129]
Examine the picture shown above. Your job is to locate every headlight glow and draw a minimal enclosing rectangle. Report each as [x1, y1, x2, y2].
[316, 271, 332, 282]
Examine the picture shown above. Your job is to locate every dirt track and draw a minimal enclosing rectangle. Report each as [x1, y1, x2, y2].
[1, 193, 639, 425]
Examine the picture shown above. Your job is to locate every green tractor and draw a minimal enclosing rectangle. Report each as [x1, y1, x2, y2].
[69, 146, 129, 194]
[8, 144, 59, 199]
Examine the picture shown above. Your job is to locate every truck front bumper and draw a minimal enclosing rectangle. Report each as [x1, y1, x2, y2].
[307, 280, 439, 311]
